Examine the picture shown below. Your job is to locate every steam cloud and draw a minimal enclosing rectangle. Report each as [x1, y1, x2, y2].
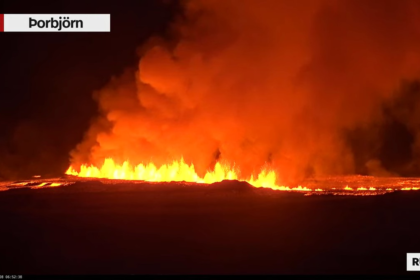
[70, 0, 420, 182]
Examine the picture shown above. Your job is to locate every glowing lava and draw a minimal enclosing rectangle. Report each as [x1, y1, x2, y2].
[66, 158, 314, 191]
[65, 159, 420, 195]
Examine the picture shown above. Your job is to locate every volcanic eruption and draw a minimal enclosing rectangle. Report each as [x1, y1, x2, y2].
[5, 0, 420, 276]
[65, 0, 420, 193]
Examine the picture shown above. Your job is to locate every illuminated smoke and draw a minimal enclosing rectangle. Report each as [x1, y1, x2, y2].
[69, 0, 420, 183]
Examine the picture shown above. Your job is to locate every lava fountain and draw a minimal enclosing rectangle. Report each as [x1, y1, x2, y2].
[66, 158, 315, 191]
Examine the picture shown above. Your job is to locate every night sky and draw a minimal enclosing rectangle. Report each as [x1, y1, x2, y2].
[0, 0, 178, 179]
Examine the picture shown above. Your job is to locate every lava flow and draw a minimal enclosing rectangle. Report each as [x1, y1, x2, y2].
[66, 158, 314, 191]
[64, 159, 420, 195]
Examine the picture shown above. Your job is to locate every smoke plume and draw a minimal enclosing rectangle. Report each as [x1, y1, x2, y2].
[70, 0, 420, 182]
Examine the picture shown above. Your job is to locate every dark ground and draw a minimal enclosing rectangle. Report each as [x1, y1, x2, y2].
[0, 180, 419, 275]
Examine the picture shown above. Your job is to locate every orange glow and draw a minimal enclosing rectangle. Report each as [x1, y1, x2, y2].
[30, 182, 65, 189]
[402, 187, 420, 191]
[11, 182, 28, 186]
[66, 158, 322, 192]
[30, 182, 47, 189]
[65, 159, 420, 195]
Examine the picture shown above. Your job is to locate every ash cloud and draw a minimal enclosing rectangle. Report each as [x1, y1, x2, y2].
[70, 0, 420, 182]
